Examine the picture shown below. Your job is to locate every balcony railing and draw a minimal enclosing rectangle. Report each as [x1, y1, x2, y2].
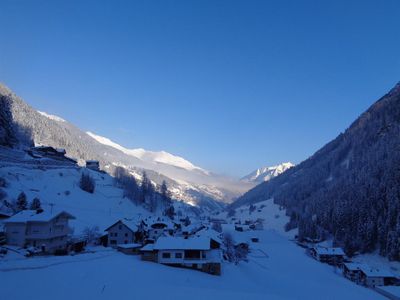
[25, 227, 72, 239]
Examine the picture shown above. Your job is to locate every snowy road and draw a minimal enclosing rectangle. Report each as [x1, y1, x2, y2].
[0, 230, 384, 300]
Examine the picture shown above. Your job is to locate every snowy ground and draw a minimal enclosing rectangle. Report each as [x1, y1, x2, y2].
[0, 229, 383, 300]
[0, 165, 150, 235]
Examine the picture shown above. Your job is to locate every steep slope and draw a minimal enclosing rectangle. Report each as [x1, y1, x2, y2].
[241, 162, 294, 183]
[0, 147, 200, 234]
[0, 83, 251, 208]
[235, 82, 400, 260]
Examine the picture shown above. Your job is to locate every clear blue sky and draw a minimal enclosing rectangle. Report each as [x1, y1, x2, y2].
[1, 0, 399, 177]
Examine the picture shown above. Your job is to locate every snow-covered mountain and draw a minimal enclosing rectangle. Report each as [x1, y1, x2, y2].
[241, 162, 294, 183]
[0, 83, 253, 209]
[86, 131, 207, 173]
[234, 82, 400, 261]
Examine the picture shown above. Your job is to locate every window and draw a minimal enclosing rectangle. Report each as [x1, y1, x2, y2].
[110, 240, 117, 245]
[162, 252, 171, 259]
[175, 253, 182, 259]
[125, 233, 128, 237]
[124, 240, 128, 244]
[114, 233, 118, 237]
[118, 225, 122, 230]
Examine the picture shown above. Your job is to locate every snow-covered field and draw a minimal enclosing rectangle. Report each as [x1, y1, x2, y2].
[0, 164, 150, 235]
[0, 228, 383, 299]
[0, 162, 387, 299]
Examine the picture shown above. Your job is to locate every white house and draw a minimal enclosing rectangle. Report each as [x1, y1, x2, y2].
[151, 235, 222, 275]
[105, 220, 138, 247]
[4, 210, 75, 253]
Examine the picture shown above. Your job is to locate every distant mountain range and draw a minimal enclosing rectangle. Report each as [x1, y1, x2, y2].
[234, 82, 400, 260]
[0, 83, 253, 210]
[241, 162, 294, 183]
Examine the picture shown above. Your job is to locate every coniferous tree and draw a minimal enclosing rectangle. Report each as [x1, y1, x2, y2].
[30, 197, 42, 210]
[16, 192, 27, 211]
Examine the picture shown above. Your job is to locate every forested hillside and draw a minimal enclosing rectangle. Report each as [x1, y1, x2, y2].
[234, 82, 400, 260]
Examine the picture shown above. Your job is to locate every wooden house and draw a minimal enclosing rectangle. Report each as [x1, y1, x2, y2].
[342, 262, 363, 283]
[309, 247, 345, 265]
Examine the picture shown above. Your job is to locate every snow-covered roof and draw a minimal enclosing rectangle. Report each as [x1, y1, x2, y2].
[117, 243, 142, 249]
[154, 236, 212, 250]
[141, 244, 154, 251]
[343, 262, 363, 271]
[312, 247, 345, 256]
[358, 265, 396, 278]
[104, 219, 138, 233]
[3, 210, 75, 223]
[194, 228, 223, 244]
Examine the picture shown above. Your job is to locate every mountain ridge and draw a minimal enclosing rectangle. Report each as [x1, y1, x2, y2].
[233, 82, 400, 260]
[241, 162, 294, 183]
[0, 83, 252, 209]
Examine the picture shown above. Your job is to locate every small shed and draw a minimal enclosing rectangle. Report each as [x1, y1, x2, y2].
[117, 243, 142, 255]
[140, 244, 157, 262]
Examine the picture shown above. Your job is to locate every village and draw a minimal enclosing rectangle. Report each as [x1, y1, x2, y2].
[0, 145, 399, 299]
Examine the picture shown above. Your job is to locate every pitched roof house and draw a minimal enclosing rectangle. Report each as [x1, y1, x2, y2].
[141, 235, 222, 275]
[309, 247, 345, 265]
[105, 220, 139, 247]
[4, 210, 75, 253]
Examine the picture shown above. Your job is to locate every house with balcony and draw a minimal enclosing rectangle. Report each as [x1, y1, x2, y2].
[3, 210, 75, 253]
[147, 235, 222, 275]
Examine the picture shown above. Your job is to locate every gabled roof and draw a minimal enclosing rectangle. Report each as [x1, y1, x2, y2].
[3, 210, 75, 224]
[195, 227, 223, 244]
[154, 236, 213, 250]
[104, 219, 138, 233]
